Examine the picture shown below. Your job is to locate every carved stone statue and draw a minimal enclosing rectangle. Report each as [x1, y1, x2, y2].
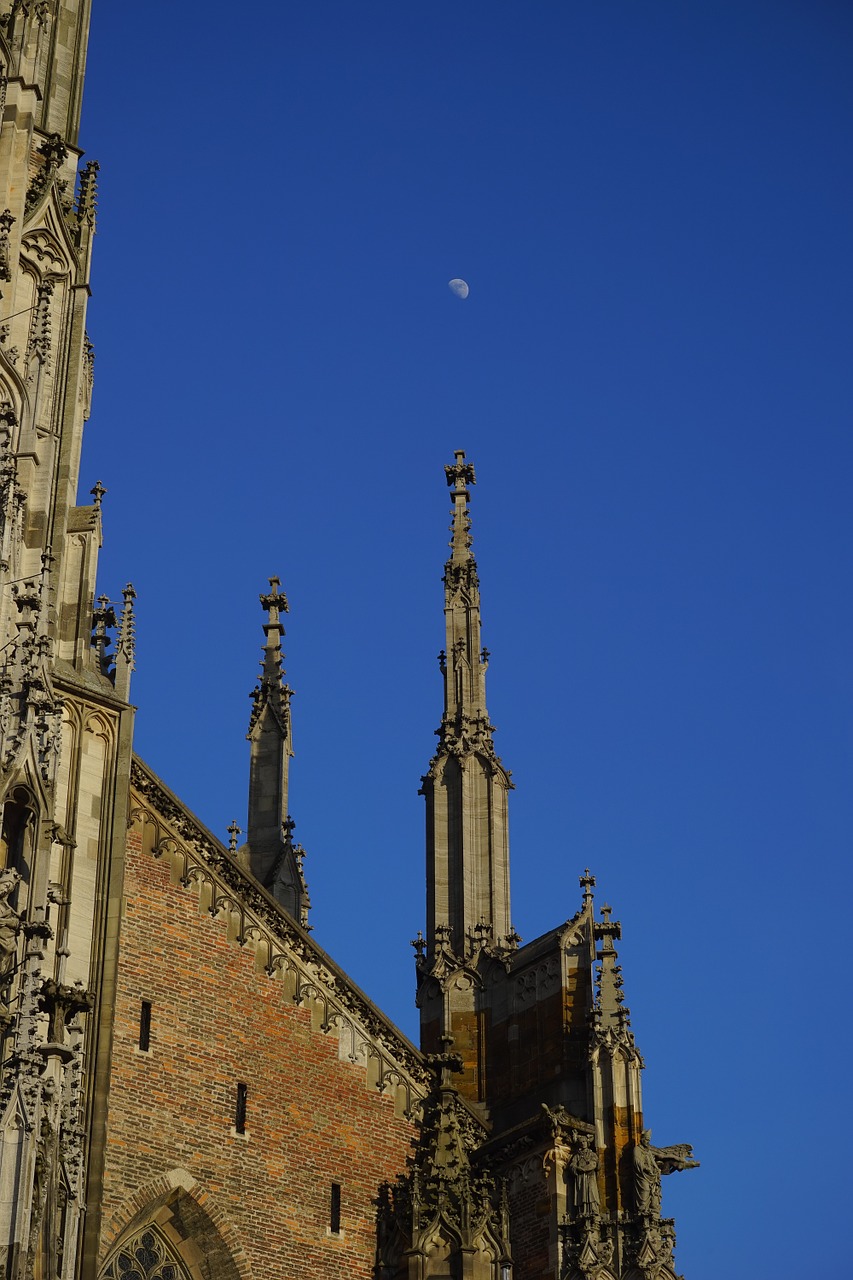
[633, 1130, 699, 1217]
[568, 1131, 600, 1218]
[0, 867, 21, 976]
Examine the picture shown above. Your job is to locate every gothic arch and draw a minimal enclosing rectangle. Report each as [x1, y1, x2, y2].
[100, 1170, 252, 1280]
[83, 709, 114, 744]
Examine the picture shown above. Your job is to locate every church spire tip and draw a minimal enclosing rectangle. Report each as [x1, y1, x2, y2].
[445, 450, 477, 567]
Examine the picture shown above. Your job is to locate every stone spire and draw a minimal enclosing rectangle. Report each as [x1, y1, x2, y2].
[418, 453, 515, 1100]
[421, 452, 513, 955]
[243, 579, 309, 927]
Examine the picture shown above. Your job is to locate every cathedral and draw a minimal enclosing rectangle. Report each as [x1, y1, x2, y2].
[0, 5, 698, 1278]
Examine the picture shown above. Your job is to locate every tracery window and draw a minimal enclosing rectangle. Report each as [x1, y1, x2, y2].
[101, 1228, 191, 1280]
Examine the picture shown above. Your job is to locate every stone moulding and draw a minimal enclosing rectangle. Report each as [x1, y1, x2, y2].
[128, 756, 429, 1117]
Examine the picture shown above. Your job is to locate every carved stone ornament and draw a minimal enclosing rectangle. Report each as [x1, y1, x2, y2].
[567, 1131, 600, 1219]
[632, 1130, 699, 1218]
[0, 866, 21, 977]
[25, 133, 68, 217]
[559, 1217, 615, 1280]
[376, 1046, 511, 1276]
[0, 208, 14, 282]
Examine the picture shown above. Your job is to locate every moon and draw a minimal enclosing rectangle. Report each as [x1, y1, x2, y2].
[448, 278, 469, 299]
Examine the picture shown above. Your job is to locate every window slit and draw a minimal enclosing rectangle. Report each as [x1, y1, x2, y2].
[235, 1081, 248, 1134]
[138, 1000, 152, 1051]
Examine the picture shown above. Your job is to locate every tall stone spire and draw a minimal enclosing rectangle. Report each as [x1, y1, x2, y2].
[243, 578, 309, 928]
[417, 452, 515, 1101]
[422, 451, 513, 953]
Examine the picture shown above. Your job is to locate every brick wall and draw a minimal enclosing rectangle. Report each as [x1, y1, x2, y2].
[97, 819, 418, 1279]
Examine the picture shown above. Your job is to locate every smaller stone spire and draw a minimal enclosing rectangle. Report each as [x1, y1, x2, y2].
[114, 584, 136, 700]
[445, 449, 477, 571]
[580, 868, 596, 910]
[592, 900, 637, 1045]
[244, 579, 308, 925]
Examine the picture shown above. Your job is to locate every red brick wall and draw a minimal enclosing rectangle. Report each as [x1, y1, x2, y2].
[97, 823, 417, 1278]
[507, 1173, 552, 1280]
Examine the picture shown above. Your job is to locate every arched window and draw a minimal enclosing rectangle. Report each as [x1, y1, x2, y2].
[0, 786, 35, 889]
[101, 1227, 191, 1280]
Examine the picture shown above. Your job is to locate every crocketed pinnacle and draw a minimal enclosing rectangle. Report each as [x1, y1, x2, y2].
[437, 451, 497, 753]
[245, 578, 306, 923]
[248, 576, 292, 738]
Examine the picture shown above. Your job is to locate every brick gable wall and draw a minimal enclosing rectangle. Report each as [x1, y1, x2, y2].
[96, 793, 419, 1279]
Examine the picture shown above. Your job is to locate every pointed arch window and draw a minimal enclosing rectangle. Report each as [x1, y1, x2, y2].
[0, 786, 35, 892]
[101, 1227, 192, 1280]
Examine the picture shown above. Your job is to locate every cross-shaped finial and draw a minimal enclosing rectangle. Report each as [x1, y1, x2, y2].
[260, 575, 289, 623]
[580, 868, 596, 906]
[90, 480, 106, 509]
[227, 820, 241, 853]
[444, 449, 476, 495]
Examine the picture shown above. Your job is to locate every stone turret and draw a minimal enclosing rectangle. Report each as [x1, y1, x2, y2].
[242, 578, 309, 927]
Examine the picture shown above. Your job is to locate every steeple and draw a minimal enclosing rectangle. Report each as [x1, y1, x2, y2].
[243, 578, 309, 928]
[421, 451, 513, 954]
[418, 452, 515, 1100]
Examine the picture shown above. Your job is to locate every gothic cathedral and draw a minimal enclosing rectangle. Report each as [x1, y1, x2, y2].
[0, 6, 697, 1279]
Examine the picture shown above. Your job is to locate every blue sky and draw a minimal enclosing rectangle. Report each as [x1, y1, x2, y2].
[81, 4, 852, 1275]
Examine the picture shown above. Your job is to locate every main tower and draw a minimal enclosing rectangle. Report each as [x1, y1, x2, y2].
[0, 5, 136, 1275]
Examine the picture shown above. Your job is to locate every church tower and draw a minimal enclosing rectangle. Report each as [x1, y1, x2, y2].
[0, 5, 136, 1275]
[417, 455, 699, 1278]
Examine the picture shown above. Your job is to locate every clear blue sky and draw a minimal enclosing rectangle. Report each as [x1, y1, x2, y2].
[81, 4, 852, 1275]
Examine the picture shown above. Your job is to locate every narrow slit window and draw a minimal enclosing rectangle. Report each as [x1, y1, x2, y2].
[235, 1082, 248, 1134]
[138, 1000, 152, 1052]
[330, 1182, 341, 1234]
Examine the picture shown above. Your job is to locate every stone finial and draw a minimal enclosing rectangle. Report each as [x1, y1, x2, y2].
[114, 583, 136, 700]
[444, 450, 477, 567]
[580, 868, 596, 908]
[90, 480, 106, 510]
[76, 159, 99, 226]
[92, 593, 116, 677]
[260, 575, 289, 623]
[445, 448, 476, 495]
[227, 820, 241, 854]
[248, 576, 292, 738]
